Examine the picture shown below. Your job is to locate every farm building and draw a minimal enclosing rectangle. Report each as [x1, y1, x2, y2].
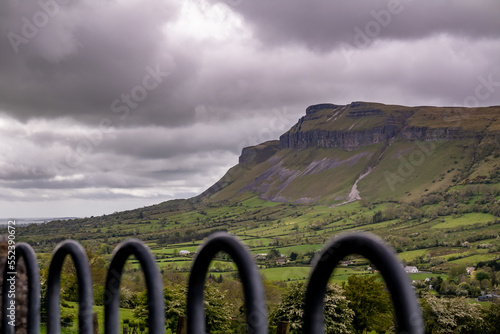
[478, 294, 499, 302]
[404, 266, 419, 274]
[255, 253, 267, 260]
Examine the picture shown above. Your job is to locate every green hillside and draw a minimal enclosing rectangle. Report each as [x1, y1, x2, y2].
[11, 102, 500, 273]
[201, 102, 500, 207]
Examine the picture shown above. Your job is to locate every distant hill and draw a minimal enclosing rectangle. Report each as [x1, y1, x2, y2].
[197, 102, 500, 205]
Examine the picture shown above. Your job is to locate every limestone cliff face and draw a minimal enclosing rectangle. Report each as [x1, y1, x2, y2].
[279, 102, 408, 151]
[279, 126, 398, 151]
[239, 140, 280, 165]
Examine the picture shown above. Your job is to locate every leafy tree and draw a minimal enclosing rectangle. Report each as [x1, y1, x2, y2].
[268, 248, 281, 260]
[448, 264, 467, 283]
[342, 275, 393, 333]
[134, 284, 231, 333]
[40, 268, 49, 323]
[271, 282, 354, 334]
[420, 294, 484, 333]
[474, 270, 490, 282]
[429, 276, 443, 293]
[371, 210, 384, 224]
[203, 283, 232, 332]
[482, 299, 500, 334]
[59, 248, 108, 303]
[120, 287, 139, 308]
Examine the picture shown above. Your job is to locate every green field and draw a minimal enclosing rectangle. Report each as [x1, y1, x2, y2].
[448, 254, 498, 265]
[408, 273, 447, 281]
[432, 213, 495, 229]
[397, 249, 430, 262]
[39, 302, 136, 334]
[260, 266, 311, 281]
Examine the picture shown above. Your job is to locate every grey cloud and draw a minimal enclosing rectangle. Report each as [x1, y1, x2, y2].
[0, 115, 238, 197]
[0, 0, 199, 126]
[226, 0, 500, 51]
[1, 0, 499, 218]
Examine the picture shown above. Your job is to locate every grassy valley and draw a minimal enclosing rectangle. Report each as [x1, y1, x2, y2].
[6, 102, 500, 332]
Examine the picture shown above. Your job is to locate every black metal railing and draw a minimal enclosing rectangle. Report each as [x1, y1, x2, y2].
[1, 232, 423, 334]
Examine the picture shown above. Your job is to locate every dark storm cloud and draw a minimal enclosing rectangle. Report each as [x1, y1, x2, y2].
[0, 0, 499, 217]
[0, 0, 201, 126]
[1, 0, 499, 126]
[227, 0, 500, 51]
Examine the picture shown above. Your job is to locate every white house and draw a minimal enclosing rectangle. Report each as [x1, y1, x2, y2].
[404, 266, 419, 274]
[179, 250, 191, 256]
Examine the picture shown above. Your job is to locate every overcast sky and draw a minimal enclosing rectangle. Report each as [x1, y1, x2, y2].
[1, 0, 499, 218]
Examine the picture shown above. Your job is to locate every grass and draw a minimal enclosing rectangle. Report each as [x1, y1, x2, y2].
[408, 273, 447, 281]
[448, 253, 499, 265]
[241, 196, 282, 208]
[38, 302, 136, 334]
[260, 266, 311, 281]
[259, 266, 370, 283]
[329, 267, 372, 282]
[431, 213, 495, 229]
[360, 140, 472, 203]
[397, 249, 431, 261]
[276, 244, 324, 255]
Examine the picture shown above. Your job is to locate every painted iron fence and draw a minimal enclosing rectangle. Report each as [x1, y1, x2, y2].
[1, 232, 423, 333]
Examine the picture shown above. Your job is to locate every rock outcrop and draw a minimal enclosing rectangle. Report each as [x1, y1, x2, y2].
[239, 140, 280, 165]
[305, 103, 339, 115]
[280, 126, 398, 151]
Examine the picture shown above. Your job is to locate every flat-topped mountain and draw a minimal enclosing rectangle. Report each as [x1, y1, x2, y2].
[280, 101, 498, 151]
[199, 102, 500, 205]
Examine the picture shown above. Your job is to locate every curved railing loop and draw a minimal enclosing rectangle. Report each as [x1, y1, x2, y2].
[104, 238, 165, 334]
[303, 232, 423, 334]
[1, 242, 40, 334]
[187, 232, 268, 334]
[46, 239, 94, 334]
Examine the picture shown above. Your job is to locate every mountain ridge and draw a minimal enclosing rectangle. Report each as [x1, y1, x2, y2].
[199, 101, 500, 205]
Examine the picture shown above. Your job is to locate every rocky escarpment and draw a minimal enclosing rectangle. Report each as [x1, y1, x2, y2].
[305, 103, 339, 115]
[239, 140, 280, 165]
[280, 126, 398, 151]
[280, 102, 409, 151]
